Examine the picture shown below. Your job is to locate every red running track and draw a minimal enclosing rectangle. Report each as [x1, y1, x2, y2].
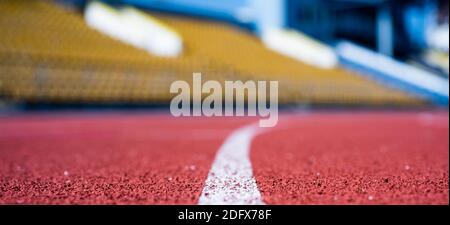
[0, 111, 448, 204]
[252, 111, 449, 204]
[0, 113, 253, 204]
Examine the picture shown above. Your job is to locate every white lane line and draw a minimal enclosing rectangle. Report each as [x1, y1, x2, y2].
[198, 124, 265, 205]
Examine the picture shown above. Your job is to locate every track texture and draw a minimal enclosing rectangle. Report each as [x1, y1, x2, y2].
[0, 113, 252, 204]
[0, 111, 448, 204]
[251, 111, 449, 204]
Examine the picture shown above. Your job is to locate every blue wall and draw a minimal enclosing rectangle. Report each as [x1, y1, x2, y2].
[118, 0, 285, 33]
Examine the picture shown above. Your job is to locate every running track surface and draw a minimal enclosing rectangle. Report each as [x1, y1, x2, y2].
[0, 111, 448, 204]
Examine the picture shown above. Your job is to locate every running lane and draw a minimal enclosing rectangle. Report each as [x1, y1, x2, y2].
[0, 113, 254, 204]
[251, 111, 449, 204]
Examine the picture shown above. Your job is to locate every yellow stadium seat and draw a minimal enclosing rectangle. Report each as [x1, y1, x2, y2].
[0, 0, 424, 106]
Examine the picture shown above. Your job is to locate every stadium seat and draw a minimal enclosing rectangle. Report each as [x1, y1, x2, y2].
[0, 0, 424, 106]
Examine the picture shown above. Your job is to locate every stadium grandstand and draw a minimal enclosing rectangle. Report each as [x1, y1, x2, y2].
[0, 0, 437, 107]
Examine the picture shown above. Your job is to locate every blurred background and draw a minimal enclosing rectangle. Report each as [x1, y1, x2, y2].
[0, 0, 448, 111]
